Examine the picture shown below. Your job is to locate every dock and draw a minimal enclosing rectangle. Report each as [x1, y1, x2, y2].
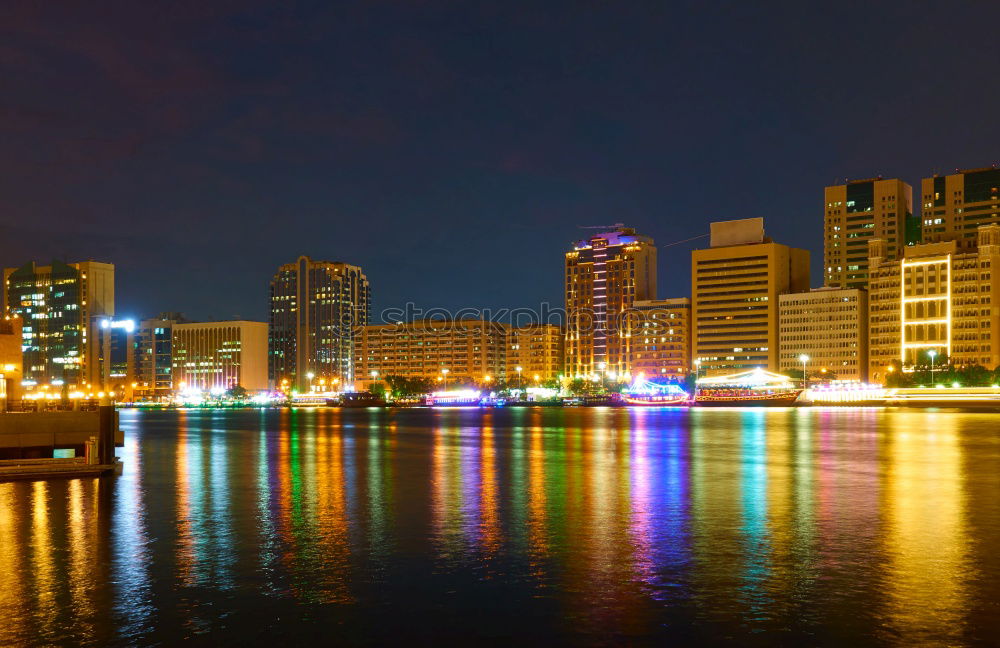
[0, 457, 121, 481]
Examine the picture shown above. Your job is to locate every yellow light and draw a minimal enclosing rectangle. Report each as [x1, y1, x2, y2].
[2, 364, 15, 372]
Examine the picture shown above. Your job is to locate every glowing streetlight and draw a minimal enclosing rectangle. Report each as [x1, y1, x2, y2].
[798, 354, 809, 391]
[442, 368, 449, 390]
[371, 370, 378, 379]
[928, 349, 938, 384]
[694, 358, 702, 381]
[515, 365, 523, 389]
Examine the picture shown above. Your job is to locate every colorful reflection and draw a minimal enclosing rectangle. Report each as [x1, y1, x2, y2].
[0, 407, 995, 644]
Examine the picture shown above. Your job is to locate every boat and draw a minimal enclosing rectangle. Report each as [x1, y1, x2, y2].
[562, 393, 624, 407]
[427, 389, 484, 407]
[333, 392, 387, 408]
[621, 377, 690, 406]
[694, 369, 803, 406]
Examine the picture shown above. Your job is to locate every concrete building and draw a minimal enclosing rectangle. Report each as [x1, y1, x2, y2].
[921, 166, 1000, 249]
[824, 178, 913, 288]
[96, 318, 138, 397]
[628, 298, 691, 382]
[867, 224, 1000, 382]
[0, 316, 24, 406]
[134, 315, 181, 399]
[269, 256, 370, 390]
[565, 225, 656, 378]
[172, 321, 268, 392]
[3, 260, 114, 389]
[505, 323, 564, 384]
[692, 218, 810, 375]
[354, 319, 506, 387]
[778, 288, 868, 382]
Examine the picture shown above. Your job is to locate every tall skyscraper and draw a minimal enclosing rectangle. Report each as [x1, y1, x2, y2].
[921, 166, 1000, 248]
[565, 226, 656, 378]
[824, 178, 912, 288]
[2, 260, 114, 389]
[692, 218, 810, 375]
[269, 256, 370, 390]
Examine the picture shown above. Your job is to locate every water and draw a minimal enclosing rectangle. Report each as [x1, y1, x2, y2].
[1, 407, 999, 646]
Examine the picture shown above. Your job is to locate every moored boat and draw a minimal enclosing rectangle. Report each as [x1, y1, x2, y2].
[694, 369, 802, 406]
[621, 377, 690, 406]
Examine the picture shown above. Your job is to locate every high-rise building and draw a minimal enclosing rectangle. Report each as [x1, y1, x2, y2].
[355, 319, 506, 386]
[824, 178, 913, 289]
[921, 166, 1000, 248]
[628, 298, 691, 382]
[2, 260, 114, 389]
[173, 320, 269, 392]
[565, 225, 656, 378]
[134, 315, 181, 399]
[867, 225, 1000, 382]
[505, 323, 564, 383]
[269, 256, 370, 390]
[778, 287, 868, 382]
[96, 318, 137, 395]
[692, 218, 810, 375]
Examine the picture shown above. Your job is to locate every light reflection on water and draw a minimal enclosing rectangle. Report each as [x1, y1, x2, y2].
[0, 407, 998, 645]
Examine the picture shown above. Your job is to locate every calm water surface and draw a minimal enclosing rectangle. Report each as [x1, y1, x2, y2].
[1, 407, 999, 646]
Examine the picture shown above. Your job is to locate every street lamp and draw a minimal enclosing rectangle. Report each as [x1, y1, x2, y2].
[442, 368, 449, 391]
[928, 349, 938, 384]
[694, 358, 702, 381]
[516, 365, 522, 389]
[798, 354, 809, 391]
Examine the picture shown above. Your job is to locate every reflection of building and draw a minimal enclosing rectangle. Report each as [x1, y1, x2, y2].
[824, 178, 913, 288]
[2, 260, 114, 388]
[628, 298, 691, 382]
[867, 224, 1000, 382]
[0, 316, 24, 405]
[269, 256, 370, 391]
[692, 218, 810, 375]
[172, 321, 268, 391]
[505, 324, 564, 383]
[778, 288, 868, 382]
[355, 320, 506, 385]
[921, 166, 1000, 248]
[565, 226, 656, 378]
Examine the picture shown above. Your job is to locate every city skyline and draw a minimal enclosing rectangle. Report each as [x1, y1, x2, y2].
[3, 3, 999, 321]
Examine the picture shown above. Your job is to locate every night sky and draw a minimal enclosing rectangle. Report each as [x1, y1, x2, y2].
[2, 1, 998, 323]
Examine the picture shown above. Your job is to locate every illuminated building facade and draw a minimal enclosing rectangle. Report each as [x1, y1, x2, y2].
[778, 287, 868, 382]
[824, 178, 913, 288]
[269, 256, 370, 390]
[628, 298, 691, 382]
[565, 226, 656, 378]
[134, 315, 181, 399]
[355, 319, 506, 385]
[173, 320, 268, 392]
[692, 218, 810, 375]
[96, 318, 137, 394]
[0, 316, 24, 404]
[921, 166, 1000, 248]
[2, 260, 114, 389]
[867, 224, 1000, 382]
[505, 323, 564, 383]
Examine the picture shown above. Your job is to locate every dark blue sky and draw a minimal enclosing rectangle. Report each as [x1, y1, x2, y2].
[2, 1, 998, 322]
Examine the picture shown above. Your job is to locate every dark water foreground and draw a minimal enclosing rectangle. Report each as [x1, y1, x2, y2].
[1, 407, 999, 646]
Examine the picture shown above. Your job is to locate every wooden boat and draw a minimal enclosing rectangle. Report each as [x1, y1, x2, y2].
[694, 369, 803, 407]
